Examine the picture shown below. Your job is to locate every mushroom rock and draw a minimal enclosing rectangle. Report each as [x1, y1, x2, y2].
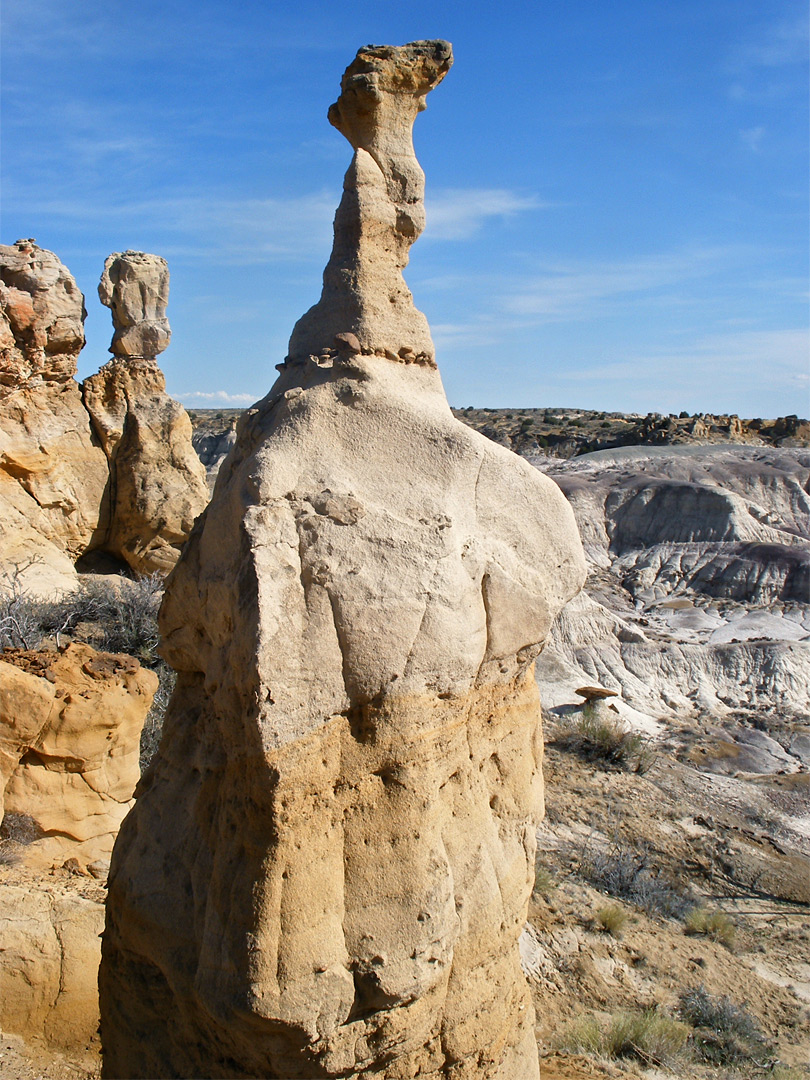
[0, 241, 109, 595]
[82, 252, 209, 575]
[100, 41, 586, 1080]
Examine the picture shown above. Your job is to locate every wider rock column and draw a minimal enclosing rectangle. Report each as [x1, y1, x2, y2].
[100, 41, 586, 1079]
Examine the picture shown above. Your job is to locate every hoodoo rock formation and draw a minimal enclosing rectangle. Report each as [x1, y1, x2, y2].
[0, 241, 207, 589]
[101, 41, 586, 1080]
[0, 240, 109, 595]
[83, 251, 209, 575]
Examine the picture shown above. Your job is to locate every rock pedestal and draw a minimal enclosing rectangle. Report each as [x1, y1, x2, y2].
[100, 42, 586, 1079]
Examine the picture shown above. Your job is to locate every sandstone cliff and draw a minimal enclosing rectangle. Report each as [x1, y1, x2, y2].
[100, 41, 586, 1080]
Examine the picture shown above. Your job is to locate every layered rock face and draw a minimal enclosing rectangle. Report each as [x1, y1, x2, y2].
[0, 240, 109, 595]
[101, 41, 585, 1080]
[83, 251, 209, 574]
[535, 446, 810, 725]
[0, 643, 157, 869]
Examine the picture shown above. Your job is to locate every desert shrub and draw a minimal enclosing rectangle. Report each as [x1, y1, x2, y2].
[559, 1009, 688, 1066]
[533, 863, 556, 896]
[0, 812, 43, 865]
[576, 835, 693, 919]
[555, 710, 655, 773]
[596, 902, 628, 937]
[678, 984, 773, 1066]
[558, 1014, 602, 1055]
[0, 587, 46, 650]
[683, 906, 736, 949]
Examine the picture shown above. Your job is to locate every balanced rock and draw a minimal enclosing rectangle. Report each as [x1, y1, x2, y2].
[98, 250, 171, 359]
[0, 241, 109, 595]
[83, 252, 209, 574]
[0, 643, 157, 869]
[100, 42, 586, 1080]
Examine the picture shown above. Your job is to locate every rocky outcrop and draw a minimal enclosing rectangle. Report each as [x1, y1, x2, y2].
[0, 643, 157, 869]
[287, 40, 452, 366]
[100, 41, 586, 1080]
[82, 252, 209, 575]
[0, 874, 104, 1050]
[0, 240, 109, 595]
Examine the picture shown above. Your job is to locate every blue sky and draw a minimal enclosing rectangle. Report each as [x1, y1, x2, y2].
[2, 0, 807, 415]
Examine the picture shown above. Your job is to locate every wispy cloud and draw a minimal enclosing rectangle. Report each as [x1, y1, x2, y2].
[739, 126, 766, 152]
[560, 328, 809, 408]
[17, 192, 337, 265]
[424, 188, 545, 241]
[501, 247, 742, 321]
[730, 12, 809, 71]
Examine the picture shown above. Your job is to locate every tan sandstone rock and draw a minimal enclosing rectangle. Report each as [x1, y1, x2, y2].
[83, 252, 209, 575]
[100, 41, 586, 1079]
[0, 643, 157, 869]
[0, 876, 104, 1050]
[0, 241, 109, 596]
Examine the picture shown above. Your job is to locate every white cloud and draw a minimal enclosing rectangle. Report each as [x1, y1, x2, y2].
[424, 188, 545, 241]
[18, 192, 337, 265]
[561, 328, 809, 410]
[176, 390, 257, 405]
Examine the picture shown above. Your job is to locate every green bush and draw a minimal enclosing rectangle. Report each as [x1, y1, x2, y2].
[683, 906, 736, 949]
[555, 709, 655, 773]
[559, 1008, 688, 1066]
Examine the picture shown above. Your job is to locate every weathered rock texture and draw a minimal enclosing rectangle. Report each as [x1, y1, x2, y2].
[0, 643, 157, 869]
[0, 240, 109, 595]
[83, 357, 209, 575]
[100, 41, 585, 1080]
[535, 446, 810, 727]
[98, 250, 171, 360]
[288, 40, 451, 366]
[0, 875, 104, 1049]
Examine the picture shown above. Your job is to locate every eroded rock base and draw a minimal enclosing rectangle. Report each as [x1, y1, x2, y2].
[101, 672, 543, 1079]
